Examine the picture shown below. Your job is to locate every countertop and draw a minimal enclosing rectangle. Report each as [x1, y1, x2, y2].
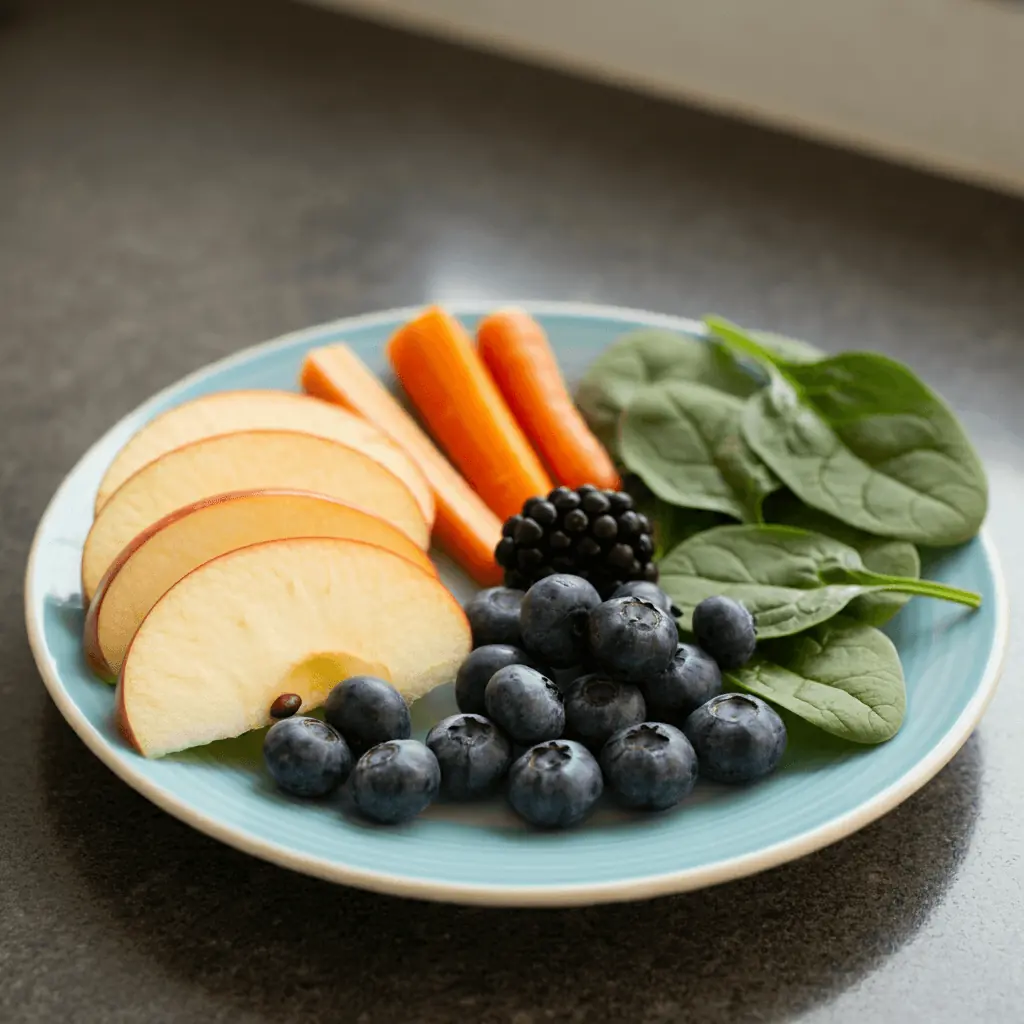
[2, 1, 1023, 1021]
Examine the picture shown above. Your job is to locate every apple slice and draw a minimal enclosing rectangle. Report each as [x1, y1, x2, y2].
[81, 430, 429, 602]
[94, 390, 434, 524]
[117, 537, 470, 758]
[84, 489, 436, 681]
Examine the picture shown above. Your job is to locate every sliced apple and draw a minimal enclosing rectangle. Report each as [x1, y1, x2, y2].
[84, 489, 436, 680]
[81, 430, 429, 602]
[94, 390, 434, 524]
[117, 537, 470, 758]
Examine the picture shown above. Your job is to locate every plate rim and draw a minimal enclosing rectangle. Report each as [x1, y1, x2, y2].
[24, 300, 1010, 907]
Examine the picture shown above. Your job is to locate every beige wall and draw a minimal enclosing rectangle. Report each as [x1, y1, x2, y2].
[317, 0, 1024, 196]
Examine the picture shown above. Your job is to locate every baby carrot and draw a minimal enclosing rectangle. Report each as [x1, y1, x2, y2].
[301, 343, 504, 586]
[477, 309, 621, 490]
[387, 307, 553, 522]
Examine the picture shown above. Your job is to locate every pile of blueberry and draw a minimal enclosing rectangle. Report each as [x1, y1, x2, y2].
[262, 575, 787, 828]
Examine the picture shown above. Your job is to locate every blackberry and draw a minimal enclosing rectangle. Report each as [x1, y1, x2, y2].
[495, 486, 658, 598]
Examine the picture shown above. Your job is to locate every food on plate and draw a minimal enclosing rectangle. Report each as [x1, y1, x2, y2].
[269, 693, 302, 720]
[618, 379, 779, 524]
[484, 664, 565, 747]
[387, 306, 553, 520]
[350, 740, 441, 825]
[425, 713, 513, 800]
[301, 343, 503, 585]
[641, 644, 723, 726]
[706, 316, 988, 547]
[83, 489, 434, 679]
[691, 595, 757, 671]
[576, 327, 761, 455]
[476, 308, 620, 490]
[507, 740, 604, 829]
[496, 486, 658, 597]
[586, 596, 677, 684]
[81, 429, 430, 600]
[77, 304, 990, 834]
[659, 525, 980, 643]
[117, 537, 470, 757]
[454, 644, 539, 717]
[323, 675, 412, 756]
[684, 694, 788, 784]
[562, 674, 646, 753]
[610, 580, 679, 616]
[519, 573, 601, 669]
[600, 723, 698, 811]
[463, 586, 525, 648]
[725, 618, 906, 745]
[263, 717, 353, 798]
[94, 389, 434, 524]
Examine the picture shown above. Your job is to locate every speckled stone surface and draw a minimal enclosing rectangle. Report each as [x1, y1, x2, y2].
[2, 1, 1023, 1021]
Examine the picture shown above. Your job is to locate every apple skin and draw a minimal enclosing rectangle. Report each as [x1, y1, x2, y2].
[94, 388, 435, 524]
[116, 673, 143, 753]
[114, 536, 470, 757]
[83, 487, 437, 680]
[81, 428, 432, 601]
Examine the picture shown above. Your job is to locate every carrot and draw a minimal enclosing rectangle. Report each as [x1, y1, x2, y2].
[387, 307, 553, 521]
[478, 309, 621, 491]
[301, 342, 504, 586]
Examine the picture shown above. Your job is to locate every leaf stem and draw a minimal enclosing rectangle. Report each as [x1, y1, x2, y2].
[870, 574, 982, 608]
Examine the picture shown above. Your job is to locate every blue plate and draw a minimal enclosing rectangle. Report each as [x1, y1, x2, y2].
[25, 302, 1007, 906]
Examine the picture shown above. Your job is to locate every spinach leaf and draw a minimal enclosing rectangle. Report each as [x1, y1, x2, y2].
[620, 381, 778, 522]
[748, 330, 825, 366]
[727, 616, 905, 744]
[659, 524, 979, 638]
[764, 490, 920, 626]
[624, 477, 730, 558]
[576, 328, 757, 451]
[706, 316, 988, 547]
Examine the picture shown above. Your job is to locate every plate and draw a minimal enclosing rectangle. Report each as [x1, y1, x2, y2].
[25, 302, 1008, 907]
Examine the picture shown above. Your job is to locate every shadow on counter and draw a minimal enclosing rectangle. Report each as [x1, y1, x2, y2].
[41, 700, 982, 1024]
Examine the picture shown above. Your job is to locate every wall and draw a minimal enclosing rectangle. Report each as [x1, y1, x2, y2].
[318, 0, 1024, 196]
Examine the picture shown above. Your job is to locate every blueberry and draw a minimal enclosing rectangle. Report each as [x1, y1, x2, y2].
[642, 643, 722, 725]
[323, 676, 411, 755]
[691, 596, 757, 669]
[425, 713, 512, 799]
[587, 597, 677, 683]
[520, 574, 601, 668]
[263, 717, 352, 798]
[455, 644, 538, 716]
[484, 664, 565, 746]
[464, 587, 525, 648]
[507, 740, 604, 828]
[684, 694, 787, 783]
[600, 722, 698, 810]
[563, 673, 646, 752]
[350, 739, 441, 824]
[611, 581, 680, 618]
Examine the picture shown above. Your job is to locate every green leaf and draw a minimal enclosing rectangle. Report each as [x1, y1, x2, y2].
[764, 491, 921, 626]
[705, 316, 989, 547]
[619, 380, 778, 522]
[623, 478, 730, 558]
[727, 617, 906, 744]
[748, 330, 825, 366]
[576, 329, 757, 452]
[659, 524, 980, 639]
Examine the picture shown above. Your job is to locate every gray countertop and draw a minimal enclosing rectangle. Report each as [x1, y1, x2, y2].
[2, 1, 1023, 1021]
